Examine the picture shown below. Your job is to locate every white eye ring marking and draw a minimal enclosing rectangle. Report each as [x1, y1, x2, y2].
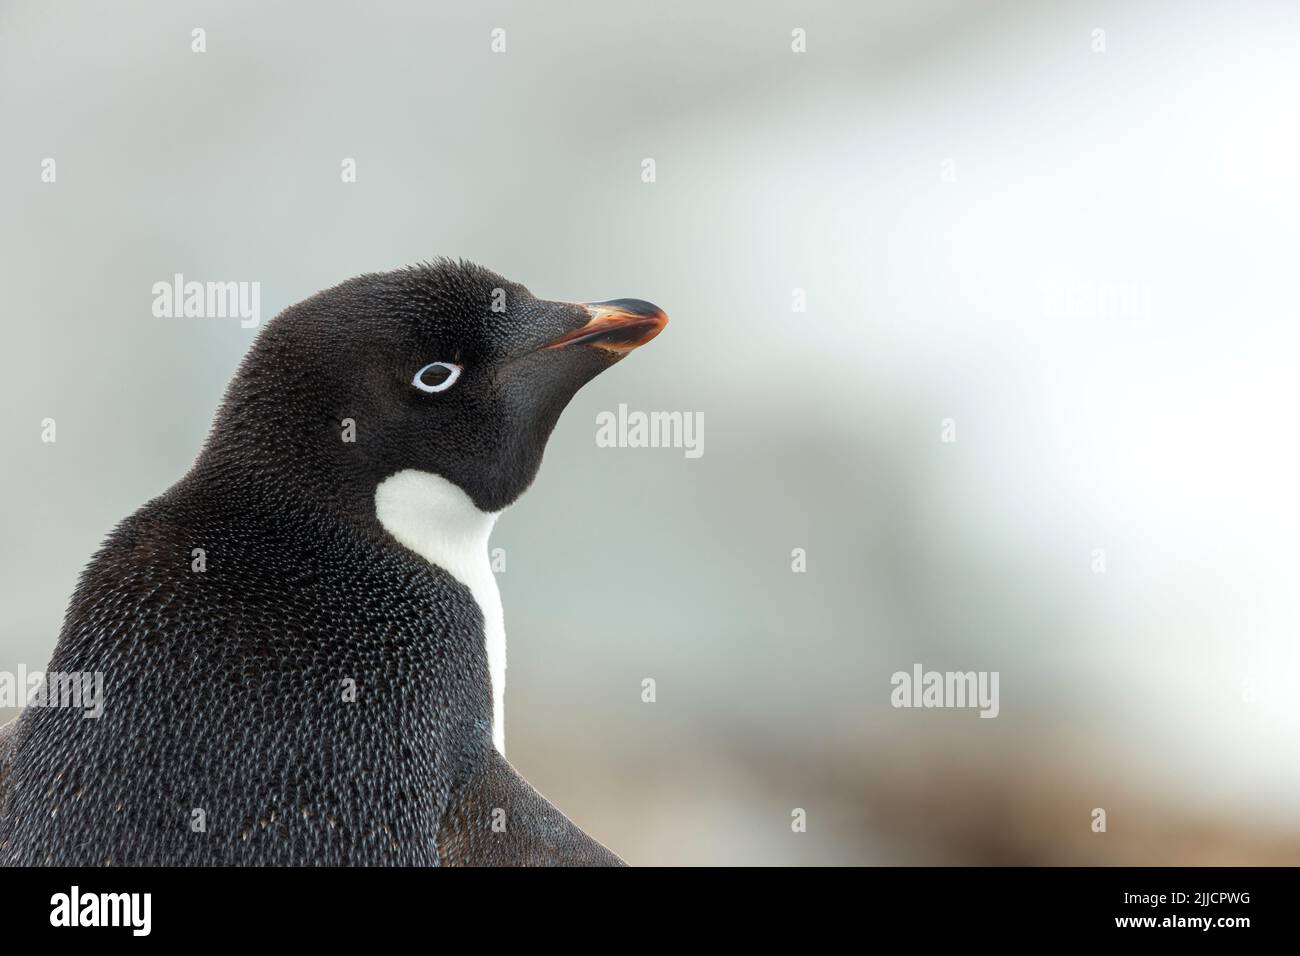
[413, 361, 463, 393]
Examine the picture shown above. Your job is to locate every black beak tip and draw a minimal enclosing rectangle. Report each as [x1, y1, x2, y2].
[588, 298, 666, 321]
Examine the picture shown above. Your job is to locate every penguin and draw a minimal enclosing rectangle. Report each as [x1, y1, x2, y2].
[0, 259, 667, 866]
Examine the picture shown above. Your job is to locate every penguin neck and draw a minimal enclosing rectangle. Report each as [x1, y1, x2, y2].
[373, 469, 508, 755]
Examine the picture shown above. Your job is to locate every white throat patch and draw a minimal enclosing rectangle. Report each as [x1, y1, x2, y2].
[374, 469, 507, 754]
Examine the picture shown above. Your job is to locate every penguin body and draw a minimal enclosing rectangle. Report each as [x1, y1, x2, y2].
[0, 260, 666, 866]
[375, 468, 508, 753]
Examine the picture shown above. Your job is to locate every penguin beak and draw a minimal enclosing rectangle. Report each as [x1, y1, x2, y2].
[542, 299, 668, 353]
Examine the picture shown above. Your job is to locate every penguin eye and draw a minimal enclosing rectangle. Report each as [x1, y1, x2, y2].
[412, 361, 463, 394]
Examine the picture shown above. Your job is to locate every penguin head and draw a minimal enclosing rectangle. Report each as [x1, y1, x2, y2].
[213, 259, 666, 514]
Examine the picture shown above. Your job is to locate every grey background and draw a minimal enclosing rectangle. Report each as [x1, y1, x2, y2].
[3, 0, 1298, 863]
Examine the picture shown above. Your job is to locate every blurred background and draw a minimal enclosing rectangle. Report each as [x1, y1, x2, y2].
[3, 0, 1299, 864]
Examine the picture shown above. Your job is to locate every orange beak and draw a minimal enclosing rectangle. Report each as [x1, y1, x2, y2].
[543, 299, 668, 354]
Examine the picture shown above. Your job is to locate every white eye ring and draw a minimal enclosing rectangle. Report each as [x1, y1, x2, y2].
[413, 361, 463, 393]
